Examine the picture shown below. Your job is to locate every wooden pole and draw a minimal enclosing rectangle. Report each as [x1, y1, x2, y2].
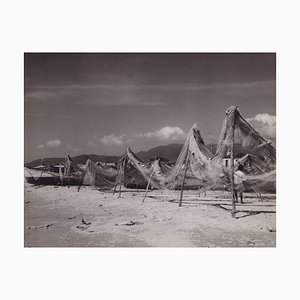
[61, 167, 64, 186]
[118, 159, 125, 198]
[65, 162, 70, 188]
[59, 163, 63, 185]
[142, 169, 155, 204]
[179, 151, 190, 207]
[77, 169, 87, 192]
[230, 109, 237, 218]
[113, 161, 120, 195]
[117, 170, 122, 197]
[117, 170, 123, 198]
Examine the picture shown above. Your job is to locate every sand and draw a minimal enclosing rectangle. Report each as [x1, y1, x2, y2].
[24, 182, 276, 247]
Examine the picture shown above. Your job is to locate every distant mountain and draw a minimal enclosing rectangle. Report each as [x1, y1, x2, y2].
[25, 143, 250, 167]
[25, 157, 65, 168]
[136, 143, 183, 162]
[71, 154, 120, 164]
[135, 143, 246, 161]
[25, 154, 120, 168]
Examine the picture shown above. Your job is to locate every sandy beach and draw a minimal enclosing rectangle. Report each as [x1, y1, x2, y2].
[24, 182, 276, 247]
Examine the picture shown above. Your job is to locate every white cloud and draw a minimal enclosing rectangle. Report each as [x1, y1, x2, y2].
[100, 134, 125, 146]
[89, 134, 129, 147]
[140, 126, 186, 141]
[246, 113, 276, 139]
[89, 126, 186, 148]
[46, 139, 62, 148]
[155, 126, 185, 140]
[37, 144, 44, 149]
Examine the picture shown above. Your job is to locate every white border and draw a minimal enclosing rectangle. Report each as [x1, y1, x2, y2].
[1, 1, 300, 299]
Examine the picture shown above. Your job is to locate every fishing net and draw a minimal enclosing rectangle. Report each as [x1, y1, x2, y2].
[63, 155, 82, 177]
[215, 106, 236, 162]
[215, 106, 276, 193]
[123, 148, 160, 189]
[142, 107, 276, 193]
[234, 154, 276, 193]
[152, 159, 174, 187]
[79, 159, 117, 190]
[66, 106, 276, 195]
[60, 154, 84, 186]
[235, 109, 276, 167]
[158, 124, 230, 191]
[121, 124, 228, 191]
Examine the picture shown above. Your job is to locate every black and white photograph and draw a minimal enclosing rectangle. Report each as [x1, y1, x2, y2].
[24, 53, 276, 247]
[2, 1, 300, 300]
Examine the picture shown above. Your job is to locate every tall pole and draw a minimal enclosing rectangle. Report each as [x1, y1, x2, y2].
[68, 170, 71, 188]
[118, 169, 123, 198]
[113, 161, 120, 195]
[231, 109, 237, 218]
[118, 158, 125, 198]
[142, 169, 155, 204]
[59, 163, 63, 185]
[179, 150, 190, 207]
[77, 164, 88, 192]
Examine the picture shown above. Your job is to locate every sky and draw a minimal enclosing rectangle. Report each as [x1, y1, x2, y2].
[24, 53, 276, 162]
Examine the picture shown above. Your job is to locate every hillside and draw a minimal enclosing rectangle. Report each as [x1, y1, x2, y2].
[25, 154, 120, 168]
[136, 143, 183, 162]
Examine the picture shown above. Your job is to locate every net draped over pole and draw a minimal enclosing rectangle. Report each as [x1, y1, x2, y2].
[68, 107, 275, 208]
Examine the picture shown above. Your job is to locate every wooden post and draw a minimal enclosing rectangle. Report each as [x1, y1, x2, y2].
[179, 151, 190, 207]
[113, 161, 120, 195]
[64, 163, 70, 188]
[117, 170, 123, 198]
[230, 109, 237, 218]
[59, 163, 63, 185]
[118, 159, 125, 198]
[142, 169, 155, 204]
[61, 168, 64, 186]
[172, 177, 177, 190]
[77, 161, 89, 192]
[77, 169, 86, 192]
[68, 173, 71, 188]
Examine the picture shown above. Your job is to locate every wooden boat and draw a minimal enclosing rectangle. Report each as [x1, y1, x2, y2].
[24, 168, 81, 186]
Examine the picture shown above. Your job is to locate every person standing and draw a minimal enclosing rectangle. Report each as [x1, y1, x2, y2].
[234, 164, 246, 203]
